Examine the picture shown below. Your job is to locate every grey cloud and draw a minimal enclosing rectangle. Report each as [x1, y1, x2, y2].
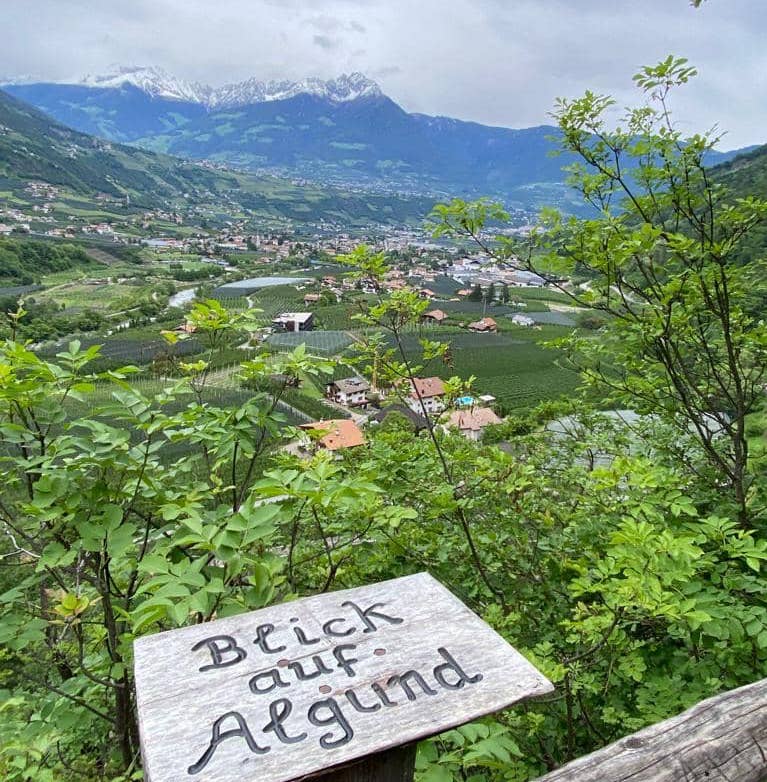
[306, 15, 344, 32]
[313, 35, 340, 50]
[1, 0, 765, 147]
[373, 65, 402, 78]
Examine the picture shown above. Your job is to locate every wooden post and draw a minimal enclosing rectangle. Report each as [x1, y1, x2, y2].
[133, 572, 553, 782]
[311, 744, 416, 782]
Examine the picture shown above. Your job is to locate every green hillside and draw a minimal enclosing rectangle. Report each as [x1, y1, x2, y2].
[714, 143, 767, 262]
[0, 89, 432, 225]
[0, 237, 96, 286]
[0, 89, 233, 204]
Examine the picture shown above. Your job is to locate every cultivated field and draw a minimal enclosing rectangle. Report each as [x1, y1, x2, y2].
[392, 329, 580, 411]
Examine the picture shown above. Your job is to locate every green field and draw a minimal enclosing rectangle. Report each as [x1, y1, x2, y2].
[266, 330, 355, 356]
[391, 329, 580, 412]
[33, 280, 153, 312]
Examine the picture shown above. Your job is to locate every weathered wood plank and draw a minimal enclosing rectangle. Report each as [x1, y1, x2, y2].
[134, 572, 553, 782]
[534, 677, 767, 782]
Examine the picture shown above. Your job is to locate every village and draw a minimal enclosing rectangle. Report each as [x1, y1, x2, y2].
[1, 177, 587, 446]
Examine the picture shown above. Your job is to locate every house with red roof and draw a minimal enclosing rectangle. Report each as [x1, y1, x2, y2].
[467, 317, 498, 333]
[407, 376, 446, 415]
[299, 419, 366, 451]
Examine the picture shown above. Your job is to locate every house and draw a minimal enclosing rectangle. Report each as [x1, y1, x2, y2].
[467, 317, 498, 333]
[303, 293, 322, 305]
[446, 408, 502, 441]
[326, 378, 371, 408]
[173, 322, 197, 335]
[272, 312, 314, 332]
[422, 309, 448, 325]
[300, 419, 366, 451]
[418, 288, 436, 299]
[407, 377, 446, 415]
[509, 270, 546, 287]
[456, 289, 473, 297]
[370, 404, 429, 432]
[216, 242, 248, 254]
[511, 314, 535, 327]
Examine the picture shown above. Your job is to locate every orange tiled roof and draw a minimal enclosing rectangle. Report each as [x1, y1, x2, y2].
[447, 407, 502, 431]
[300, 419, 366, 450]
[467, 317, 497, 331]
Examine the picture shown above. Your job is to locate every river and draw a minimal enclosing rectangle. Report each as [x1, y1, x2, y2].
[168, 287, 197, 308]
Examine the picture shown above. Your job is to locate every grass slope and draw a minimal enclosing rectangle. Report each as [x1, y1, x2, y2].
[0, 89, 432, 225]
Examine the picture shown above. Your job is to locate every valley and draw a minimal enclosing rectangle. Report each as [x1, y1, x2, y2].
[2, 29, 767, 782]
[8, 68, 750, 214]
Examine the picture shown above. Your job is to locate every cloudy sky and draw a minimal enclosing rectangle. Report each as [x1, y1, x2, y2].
[3, 0, 765, 148]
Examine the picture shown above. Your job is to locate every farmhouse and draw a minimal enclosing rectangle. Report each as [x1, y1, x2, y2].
[326, 378, 371, 408]
[422, 309, 448, 325]
[511, 314, 535, 327]
[272, 312, 314, 332]
[300, 419, 366, 451]
[467, 317, 498, 333]
[370, 404, 429, 432]
[446, 408, 502, 441]
[407, 377, 446, 415]
[303, 293, 322, 305]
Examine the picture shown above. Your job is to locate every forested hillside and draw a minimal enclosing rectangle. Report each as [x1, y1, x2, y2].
[0, 89, 236, 204]
[0, 237, 93, 285]
[0, 89, 433, 224]
[714, 143, 767, 262]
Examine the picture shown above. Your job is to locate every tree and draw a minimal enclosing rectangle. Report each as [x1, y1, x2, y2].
[0, 302, 336, 780]
[430, 56, 767, 528]
[468, 284, 483, 302]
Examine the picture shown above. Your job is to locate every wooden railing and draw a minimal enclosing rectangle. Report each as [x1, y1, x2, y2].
[533, 677, 767, 781]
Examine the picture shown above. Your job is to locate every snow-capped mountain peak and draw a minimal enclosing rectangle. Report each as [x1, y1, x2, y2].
[80, 66, 212, 104]
[75, 67, 381, 108]
[211, 72, 382, 107]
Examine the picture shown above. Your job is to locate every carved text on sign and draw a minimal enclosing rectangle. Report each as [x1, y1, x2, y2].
[135, 573, 554, 782]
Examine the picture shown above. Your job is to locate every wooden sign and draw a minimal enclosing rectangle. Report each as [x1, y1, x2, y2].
[134, 572, 553, 782]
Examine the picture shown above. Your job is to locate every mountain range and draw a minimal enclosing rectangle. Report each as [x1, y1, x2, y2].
[0, 87, 433, 225]
[79, 67, 383, 107]
[9, 67, 750, 212]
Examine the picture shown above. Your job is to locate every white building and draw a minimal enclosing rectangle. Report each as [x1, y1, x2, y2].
[407, 377, 446, 415]
[272, 312, 314, 332]
[326, 378, 371, 408]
